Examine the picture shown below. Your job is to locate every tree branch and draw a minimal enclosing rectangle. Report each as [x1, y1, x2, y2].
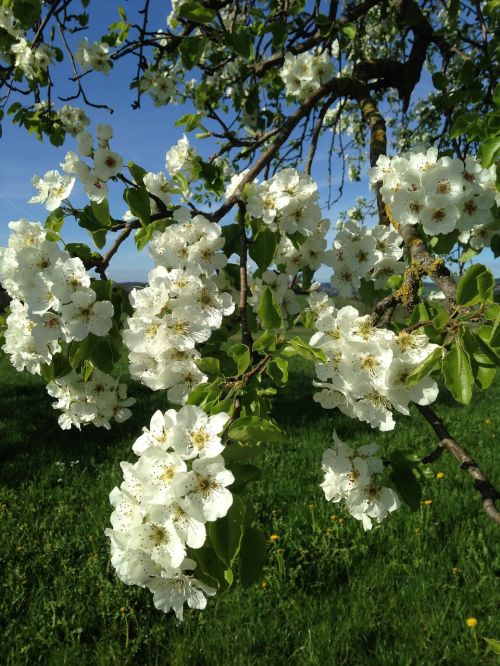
[213, 76, 369, 221]
[416, 403, 500, 524]
[237, 202, 253, 350]
[305, 94, 336, 175]
[398, 221, 457, 307]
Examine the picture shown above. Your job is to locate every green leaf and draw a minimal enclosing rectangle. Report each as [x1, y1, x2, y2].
[389, 468, 422, 512]
[88, 333, 121, 373]
[207, 495, 246, 568]
[230, 343, 251, 376]
[128, 161, 147, 185]
[491, 234, 500, 258]
[432, 305, 450, 329]
[12, 0, 41, 28]
[77, 207, 107, 249]
[252, 329, 277, 353]
[472, 332, 500, 366]
[239, 526, 268, 588]
[178, 2, 215, 23]
[432, 72, 447, 90]
[44, 208, 65, 235]
[179, 36, 206, 69]
[175, 113, 202, 132]
[410, 303, 431, 326]
[39, 362, 55, 383]
[226, 27, 253, 59]
[442, 344, 474, 404]
[358, 278, 383, 307]
[460, 60, 475, 85]
[478, 137, 500, 168]
[196, 356, 221, 374]
[257, 286, 282, 329]
[229, 463, 261, 493]
[229, 416, 285, 444]
[188, 544, 224, 590]
[483, 637, 500, 655]
[406, 347, 443, 386]
[223, 443, 262, 464]
[249, 228, 277, 271]
[90, 279, 113, 302]
[221, 223, 240, 258]
[451, 111, 480, 139]
[65, 242, 93, 264]
[187, 378, 223, 407]
[456, 264, 488, 305]
[485, 304, 500, 322]
[123, 187, 150, 226]
[472, 353, 496, 389]
[458, 247, 478, 264]
[386, 274, 404, 290]
[271, 21, 288, 49]
[477, 269, 494, 303]
[81, 359, 94, 382]
[491, 315, 500, 348]
[91, 199, 110, 227]
[430, 230, 458, 255]
[341, 23, 356, 39]
[266, 357, 288, 386]
[68, 338, 90, 370]
[282, 336, 326, 363]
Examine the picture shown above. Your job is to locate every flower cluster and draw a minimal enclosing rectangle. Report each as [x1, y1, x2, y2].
[140, 63, 183, 107]
[321, 431, 400, 531]
[369, 149, 497, 237]
[166, 135, 199, 179]
[47, 369, 135, 430]
[0, 7, 56, 80]
[106, 406, 234, 619]
[280, 51, 334, 100]
[244, 168, 330, 324]
[29, 170, 75, 211]
[275, 218, 330, 276]
[325, 220, 404, 296]
[75, 38, 111, 74]
[0, 220, 114, 376]
[61, 124, 124, 203]
[310, 303, 440, 431]
[248, 270, 300, 326]
[58, 105, 90, 136]
[123, 209, 234, 402]
[247, 168, 321, 236]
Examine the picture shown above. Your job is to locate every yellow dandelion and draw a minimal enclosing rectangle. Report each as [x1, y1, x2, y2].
[484, 418, 492, 425]
[436, 472, 444, 479]
[308, 504, 316, 509]
[338, 517, 344, 524]
[330, 514, 337, 521]
[261, 580, 267, 589]
[466, 617, 478, 628]
[269, 534, 279, 542]
[452, 567, 459, 574]
[119, 607, 126, 615]
[421, 499, 433, 505]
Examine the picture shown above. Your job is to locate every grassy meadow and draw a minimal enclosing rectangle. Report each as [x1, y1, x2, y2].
[0, 353, 499, 665]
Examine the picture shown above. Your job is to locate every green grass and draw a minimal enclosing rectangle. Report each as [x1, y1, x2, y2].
[0, 355, 499, 665]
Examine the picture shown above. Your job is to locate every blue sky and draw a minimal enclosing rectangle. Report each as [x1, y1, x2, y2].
[0, 1, 497, 282]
